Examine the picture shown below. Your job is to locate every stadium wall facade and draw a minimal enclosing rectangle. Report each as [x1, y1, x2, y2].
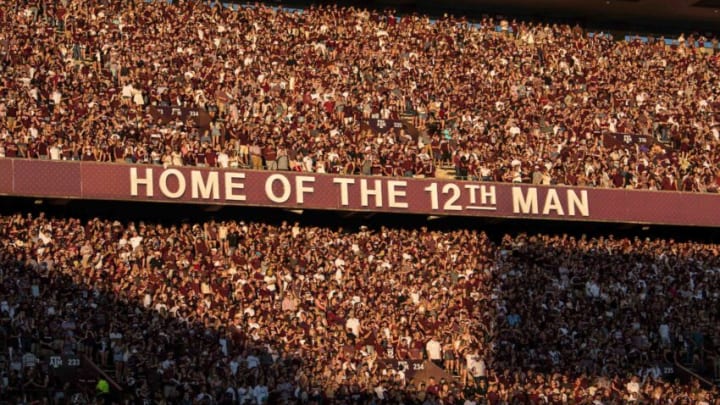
[1, 159, 719, 227]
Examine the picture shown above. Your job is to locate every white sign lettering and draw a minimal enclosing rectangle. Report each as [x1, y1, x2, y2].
[360, 179, 383, 208]
[295, 176, 316, 204]
[158, 169, 186, 199]
[130, 168, 154, 197]
[387, 180, 408, 208]
[333, 178, 355, 206]
[191, 171, 220, 200]
[513, 187, 589, 217]
[126, 168, 591, 219]
[265, 174, 292, 203]
[224, 172, 247, 201]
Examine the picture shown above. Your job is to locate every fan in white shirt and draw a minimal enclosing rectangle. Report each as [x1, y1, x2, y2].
[426, 337, 442, 361]
[217, 151, 229, 168]
[466, 351, 486, 378]
[252, 384, 269, 404]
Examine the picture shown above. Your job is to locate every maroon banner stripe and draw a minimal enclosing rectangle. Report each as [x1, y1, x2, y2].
[0, 159, 12, 194]
[2, 159, 720, 227]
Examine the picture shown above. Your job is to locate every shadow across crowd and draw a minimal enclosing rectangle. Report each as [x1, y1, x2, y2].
[0, 212, 719, 404]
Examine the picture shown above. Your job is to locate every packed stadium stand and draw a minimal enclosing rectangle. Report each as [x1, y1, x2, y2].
[0, 211, 719, 404]
[0, 0, 719, 191]
[2, 0, 720, 403]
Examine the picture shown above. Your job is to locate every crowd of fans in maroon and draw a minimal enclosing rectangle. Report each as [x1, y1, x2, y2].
[0, 212, 719, 404]
[2, 0, 720, 403]
[1, 0, 720, 191]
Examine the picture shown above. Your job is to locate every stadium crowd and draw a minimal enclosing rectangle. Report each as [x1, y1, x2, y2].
[1, 0, 720, 191]
[0, 212, 719, 403]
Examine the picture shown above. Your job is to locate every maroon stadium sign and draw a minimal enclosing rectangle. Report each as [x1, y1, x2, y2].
[602, 132, 661, 148]
[2, 159, 720, 227]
